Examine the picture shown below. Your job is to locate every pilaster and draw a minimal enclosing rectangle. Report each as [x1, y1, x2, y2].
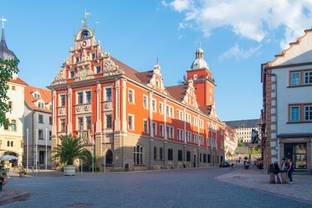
[96, 82, 102, 133]
[67, 87, 72, 134]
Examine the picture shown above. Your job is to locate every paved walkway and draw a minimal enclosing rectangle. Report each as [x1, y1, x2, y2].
[216, 167, 312, 204]
[3, 168, 312, 208]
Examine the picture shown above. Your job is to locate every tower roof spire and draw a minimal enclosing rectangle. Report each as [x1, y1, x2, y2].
[190, 47, 208, 70]
[0, 17, 17, 60]
[1, 16, 6, 43]
[81, 10, 91, 27]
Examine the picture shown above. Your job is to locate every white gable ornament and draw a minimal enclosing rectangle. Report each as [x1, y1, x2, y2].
[182, 79, 199, 109]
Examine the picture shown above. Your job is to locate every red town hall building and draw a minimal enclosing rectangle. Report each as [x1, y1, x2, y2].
[49, 24, 226, 170]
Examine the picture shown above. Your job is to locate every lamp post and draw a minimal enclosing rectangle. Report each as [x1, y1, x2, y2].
[26, 128, 29, 172]
[45, 128, 48, 170]
[35, 128, 38, 172]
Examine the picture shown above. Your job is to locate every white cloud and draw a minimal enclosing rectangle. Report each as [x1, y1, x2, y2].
[219, 44, 262, 60]
[170, 0, 192, 12]
[168, 0, 312, 48]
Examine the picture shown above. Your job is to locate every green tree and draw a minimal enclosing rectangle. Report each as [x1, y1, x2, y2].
[53, 135, 91, 166]
[0, 58, 19, 126]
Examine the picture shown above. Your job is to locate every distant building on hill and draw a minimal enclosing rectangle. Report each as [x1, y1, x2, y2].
[224, 119, 260, 143]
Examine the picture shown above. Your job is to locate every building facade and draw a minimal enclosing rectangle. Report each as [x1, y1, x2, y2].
[49, 24, 226, 171]
[0, 22, 26, 165]
[24, 86, 52, 169]
[224, 126, 238, 160]
[261, 29, 312, 173]
[225, 119, 260, 143]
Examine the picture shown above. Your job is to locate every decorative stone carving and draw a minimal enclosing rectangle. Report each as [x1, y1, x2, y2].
[103, 101, 112, 111]
[182, 80, 199, 109]
[147, 64, 167, 94]
[58, 107, 66, 116]
[75, 104, 91, 114]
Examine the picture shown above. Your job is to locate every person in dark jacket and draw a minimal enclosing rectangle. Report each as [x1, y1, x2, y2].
[287, 159, 295, 183]
[273, 162, 281, 184]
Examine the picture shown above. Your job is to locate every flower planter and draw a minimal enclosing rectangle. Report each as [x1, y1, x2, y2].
[64, 165, 76, 176]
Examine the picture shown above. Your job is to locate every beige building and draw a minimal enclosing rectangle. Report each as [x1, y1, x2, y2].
[225, 119, 260, 143]
[0, 24, 27, 164]
[224, 126, 238, 160]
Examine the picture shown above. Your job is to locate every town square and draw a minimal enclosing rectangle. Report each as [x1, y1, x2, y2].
[0, 0, 312, 207]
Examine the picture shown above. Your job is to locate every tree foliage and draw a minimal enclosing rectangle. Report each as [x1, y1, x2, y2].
[0, 58, 19, 126]
[53, 135, 91, 166]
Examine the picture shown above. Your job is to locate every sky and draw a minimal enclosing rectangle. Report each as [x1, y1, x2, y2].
[1, 0, 312, 121]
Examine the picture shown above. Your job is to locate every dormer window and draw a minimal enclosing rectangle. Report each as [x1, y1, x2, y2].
[96, 65, 101, 73]
[33, 92, 40, 99]
[81, 29, 91, 40]
[69, 70, 75, 79]
[156, 80, 159, 87]
[38, 102, 45, 109]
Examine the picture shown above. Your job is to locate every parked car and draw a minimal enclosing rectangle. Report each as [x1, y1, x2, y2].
[219, 161, 231, 168]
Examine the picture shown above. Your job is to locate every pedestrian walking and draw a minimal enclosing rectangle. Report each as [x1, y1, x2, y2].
[273, 162, 281, 184]
[287, 159, 294, 183]
[280, 158, 288, 184]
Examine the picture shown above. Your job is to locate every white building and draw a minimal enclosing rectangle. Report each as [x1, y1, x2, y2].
[24, 86, 52, 169]
[0, 23, 26, 164]
[224, 126, 238, 160]
[225, 119, 260, 143]
[262, 29, 312, 173]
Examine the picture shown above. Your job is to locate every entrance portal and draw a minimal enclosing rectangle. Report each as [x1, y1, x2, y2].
[105, 150, 113, 167]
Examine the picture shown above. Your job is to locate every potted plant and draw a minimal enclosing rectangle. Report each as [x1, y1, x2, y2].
[53, 135, 91, 176]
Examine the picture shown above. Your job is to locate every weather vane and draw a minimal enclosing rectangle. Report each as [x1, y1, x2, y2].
[1, 16, 7, 29]
[81, 10, 91, 27]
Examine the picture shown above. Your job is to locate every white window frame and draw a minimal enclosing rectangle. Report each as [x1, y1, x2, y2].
[159, 102, 163, 114]
[152, 99, 156, 112]
[304, 105, 312, 121]
[104, 87, 113, 102]
[159, 124, 164, 137]
[152, 122, 157, 136]
[128, 89, 135, 104]
[143, 119, 149, 134]
[143, 94, 148, 109]
[128, 114, 135, 130]
[304, 71, 312, 84]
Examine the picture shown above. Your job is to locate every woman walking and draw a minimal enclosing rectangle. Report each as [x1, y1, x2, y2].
[287, 159, 294, 183]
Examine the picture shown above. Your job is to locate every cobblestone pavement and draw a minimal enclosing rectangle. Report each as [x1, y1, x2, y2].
[2, 168, 312, 208]
[217, 167, 312, 204]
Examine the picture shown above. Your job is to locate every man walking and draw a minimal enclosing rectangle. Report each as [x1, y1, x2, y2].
[287, 159, 294, 183]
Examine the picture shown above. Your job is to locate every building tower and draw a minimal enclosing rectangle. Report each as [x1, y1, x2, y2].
[186, 48, 215, 107]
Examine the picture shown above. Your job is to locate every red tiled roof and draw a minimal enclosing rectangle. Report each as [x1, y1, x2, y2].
[9, 77, 28, 86]
[166, 85, 187, 102]
[112, 57, 212, 116]
[25, 85, 51, 113]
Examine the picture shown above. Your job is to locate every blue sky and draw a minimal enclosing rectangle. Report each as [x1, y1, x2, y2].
[1, 0, 311, 121]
